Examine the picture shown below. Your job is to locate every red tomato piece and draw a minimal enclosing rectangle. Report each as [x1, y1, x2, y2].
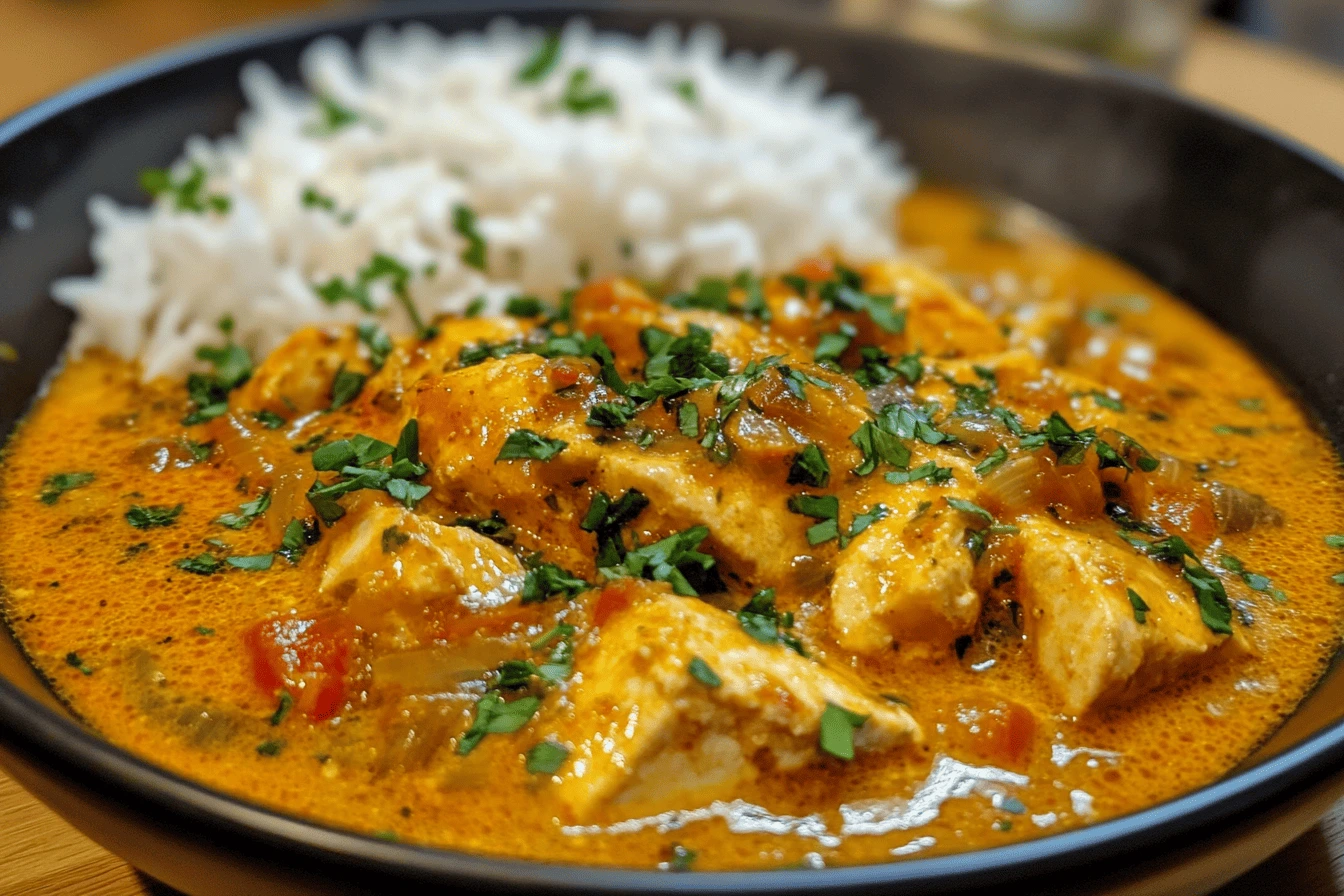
[592, 580, 641, 627]
[244, 612, 354, 720]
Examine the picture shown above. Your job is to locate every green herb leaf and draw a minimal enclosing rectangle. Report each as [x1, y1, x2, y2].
[735, 588, 805, 655]
[227, 553, 274, 571]
[668, 844, 697, 872]
[456, 693, 542, 755]
[39, 472, 94, 505]
[269, 692, 293, 726]
[819, 702, 867, 761]
[517, 31, 562, 83]
[496, 429, 568, 461]
[787, 444, 830, 488]
[453, 204, 488, 271]
[885, 461, 954, 485]
[688, 656, 722, 688]
[974, 445, 1009, 477]
[256, 738, 285, 757]
[521, 563, 588, 603]
[1127, 588, 1149, 624]
[559, 67, 617, 116]
[505, 295, 546, 317]
[602, 526, 721, 597]
[330, 365, 367, 410]
[65, 651, 93, 675]
[215, 491, 271, 529]
[175, 553, 222, 575]
[357, 322, 393, 371]
[139, 162, 230, 214]
[126, 503, 183, 529]
[946, 497, 994, 526]
[525, 740, 569, 774]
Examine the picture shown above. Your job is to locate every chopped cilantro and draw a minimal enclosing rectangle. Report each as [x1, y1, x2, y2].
[226, 553, 274, 571]
[496, 429, 567, 461]
[819, 703, 867, 761]
[39, 472, 94, 505]
[309, 95, 360, 135]
[517, 31, 562, 83]
[451, 204, 488, 270]
[526, 740, 569, 774]
[1127, 588, 1149, 624]
[184, 340, 253, 425]
[194, 626, 215, 636]
[520, 563, 588, 603]
[1213, 424, 1258, 437]
[256, 739, 285, 757]
[139, 162, 230, 214]
[885, 461, 954, 485]
[558, 67, 617, 115]
[813, 324, 855, 367]
[736, 588, 805, 655]
[787, 443, 830, 488]
[505, 295, 546, 317]
[688, 656, 722, 688]
[1238, 398, 1265, 412]
[65, 651, 92, 675]
[668, 844, 697, 873]
[974, 445, 1009, 477]
[677, 402, 700, 438]
[381, 525, 411, 554]
[1220, 554, 1287, 602]
[269, 692, 293, 726]
[215, 491, 270, 529]
[456, 693, 542, 755]
[357, 322, 393, 371]
[946, 497, 994, 525]
[670, 78, 698, 105]
[602, 526, 721, 596]
[126, 503, 183, 529]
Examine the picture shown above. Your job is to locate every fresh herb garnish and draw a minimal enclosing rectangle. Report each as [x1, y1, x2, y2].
[601, 526, 722, 596]
[39, 472, 94, 505]
[269, 692, 293, 726]
[1220, 554, 1287, 602]
[736, 588, 805, 655]
[517, 31, 562, 83]
[184, 340, 253, 425]
[670, 78, 698, 105]
[126, 503, 183, 529]
[307, 420, 430, 523]
[818, 703, 867, 761]
[227, 553, 274, 571]
[329, 365, 367, 410]
[456, 692, 542, 756]
[1127, 588, 1150, 624]
[520, 563, 588, 603]
[525, 740, 569, 774]
[496, 429, 567, 462]
[256, 739, 285, 757]
[356, 322, 393, 371]
[139, 162, 230, 214]
[581, 488, 649, 567]
[448, 203, 488, 271]
[974, 445, 1009, 477]
[558, 67, 617, 116]
[1121, 533, 1233, 634]
[819, 266, 905, 334]
[885, 461, 954, 485]
[175, 553, 222, 575]
[215, 491, 270, 529]
[668, 844, 697, 872]
[687, 656, 722, 688]
[787, 444, 830, 488]
[65, 651, 93, 676]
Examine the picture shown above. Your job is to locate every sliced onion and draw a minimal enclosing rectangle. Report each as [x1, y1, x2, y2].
[371, 641, 517, 695]
[981, 453, 1048, 515]
[1209, 482, 1284, 533]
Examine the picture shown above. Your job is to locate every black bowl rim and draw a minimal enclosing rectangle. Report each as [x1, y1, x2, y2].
[3, 2, 1344, 892]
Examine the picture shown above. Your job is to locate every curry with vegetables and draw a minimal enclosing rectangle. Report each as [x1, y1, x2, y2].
[5, 187, 1344, 870]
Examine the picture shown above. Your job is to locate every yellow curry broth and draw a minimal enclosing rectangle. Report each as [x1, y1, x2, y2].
[3, 187, 1344, 870]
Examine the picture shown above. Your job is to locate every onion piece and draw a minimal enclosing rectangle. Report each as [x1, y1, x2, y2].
[371, 641, 517, 695]
[1209, 482, 1284, 533]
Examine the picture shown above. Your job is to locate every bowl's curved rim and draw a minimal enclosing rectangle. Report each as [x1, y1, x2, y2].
[2, 1, 1344, 892]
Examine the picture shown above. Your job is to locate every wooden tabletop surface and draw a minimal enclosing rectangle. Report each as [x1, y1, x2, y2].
[3, 2, 1344, 894]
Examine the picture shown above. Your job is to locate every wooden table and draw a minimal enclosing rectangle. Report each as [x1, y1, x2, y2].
[3, 2, 1344, 894]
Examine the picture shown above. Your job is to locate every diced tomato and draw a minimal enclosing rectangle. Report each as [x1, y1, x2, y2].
[941, 698, 1038, 769]
[435, 606, 536, 643]
[592, 580, 641, 627]
[795, 257, 834, 282]
[244, 612, 354, 720]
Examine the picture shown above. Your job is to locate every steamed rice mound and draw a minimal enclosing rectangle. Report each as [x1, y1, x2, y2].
[53, 18, 911, 379]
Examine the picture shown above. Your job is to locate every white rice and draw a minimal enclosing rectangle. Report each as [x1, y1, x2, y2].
[53, 18, 912, 379]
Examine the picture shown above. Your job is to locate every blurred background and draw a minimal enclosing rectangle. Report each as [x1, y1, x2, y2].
[0, 0, 1341, 165]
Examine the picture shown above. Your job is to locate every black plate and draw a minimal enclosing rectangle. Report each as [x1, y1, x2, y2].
[3, 3, 1344, 894]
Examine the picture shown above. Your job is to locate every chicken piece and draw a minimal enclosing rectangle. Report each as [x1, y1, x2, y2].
[546, 585, 920, 819]
[936, 350, 1124, 432]
[1014, 517, 1225, 714]
[231, 326, 361, 415]
[586, 442, 811, 585]
[866, 261, 1007, 358]
[569, 277, 796, 375]
[367, 316, 527, 400]
[320, 501, 525, 642]
[831, 489, 983, 651]
[408, 353, 598, 570]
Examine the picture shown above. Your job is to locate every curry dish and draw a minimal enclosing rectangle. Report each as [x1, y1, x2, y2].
[5, 187, 1344, 870]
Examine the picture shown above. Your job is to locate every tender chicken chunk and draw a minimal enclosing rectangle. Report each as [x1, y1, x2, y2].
[866, 261, 1007, 358]
[586, 443, 810, 585]
[321, 501, 525, 642]
[232, 326, 361, 415]
[1014, 517, 1225, 714]
[409, 353, 598, 569]
[368, 316, 527, 400]
[546, 585, 920, 819]
[831, 490, 982, 651]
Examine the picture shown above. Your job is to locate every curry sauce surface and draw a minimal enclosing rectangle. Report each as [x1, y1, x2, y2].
[4, 187, 1344, 870]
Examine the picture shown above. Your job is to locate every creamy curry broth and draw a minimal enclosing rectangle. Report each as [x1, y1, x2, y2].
[4, 187, 1344, 870]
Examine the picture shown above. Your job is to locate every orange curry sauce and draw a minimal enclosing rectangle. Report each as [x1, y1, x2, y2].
[3, 187, 1344, 870]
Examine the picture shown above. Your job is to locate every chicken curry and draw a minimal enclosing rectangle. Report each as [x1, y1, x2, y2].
[4, 187, 1344, 870]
